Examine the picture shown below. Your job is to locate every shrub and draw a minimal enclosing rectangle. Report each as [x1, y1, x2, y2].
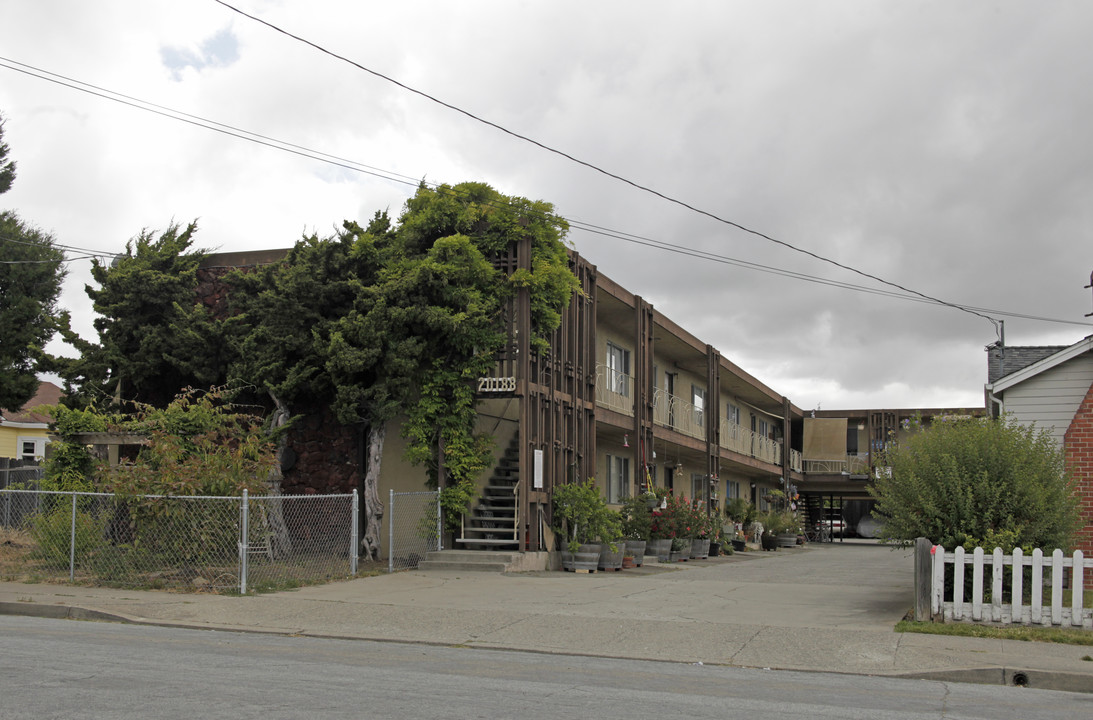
[870, 415, 1080, 551]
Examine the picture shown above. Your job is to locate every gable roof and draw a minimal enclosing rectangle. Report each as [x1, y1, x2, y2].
[0, 381, 63, 425]
[987, 335, 1093, 393]
[987, 343, 1068, 384]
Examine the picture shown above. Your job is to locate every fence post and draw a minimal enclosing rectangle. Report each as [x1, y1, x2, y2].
[351, 489, 359, 576]
[914, 537, 932, 621]
[387, 489, 394, 574]
[240, 489, 249, 595]
[69, 492, 77, 582]
[436, 490, 443, 552]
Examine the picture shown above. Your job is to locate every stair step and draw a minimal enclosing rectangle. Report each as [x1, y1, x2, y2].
[455, 537, 521, 546]
[460, 527, 518, 537]
[417, 560, 510, 572]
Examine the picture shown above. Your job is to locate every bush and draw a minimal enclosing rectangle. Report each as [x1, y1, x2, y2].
[28, 505, 105, 565]
[870, 415, 1080, 551]
[552, 479, 620, 552]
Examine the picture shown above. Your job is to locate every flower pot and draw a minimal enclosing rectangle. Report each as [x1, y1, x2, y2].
[598, 544, 624, 571]
[776, 533, 797, 548]
[669, 549, 688, 562]
[572, 543, 600, 572]
[708, 541, 721, 557]
[731, 539, 746, 552]
[621, 556, 636, 569]
[647, 538, 672, 562]
[761, 534, 778, 551]
[689, 537, 709, 559]
[625, 539, 647, 567]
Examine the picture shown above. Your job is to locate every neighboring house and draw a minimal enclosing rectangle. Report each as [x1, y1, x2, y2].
[985, 335, 1093, 572]
[0, 381, 62, 472]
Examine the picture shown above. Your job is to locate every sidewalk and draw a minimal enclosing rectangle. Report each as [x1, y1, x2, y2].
[2, 541, 1091, 693]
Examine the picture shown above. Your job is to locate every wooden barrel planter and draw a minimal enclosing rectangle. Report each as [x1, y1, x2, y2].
[776, 533, 798, 548]
[690, 538, 710, 559]
[647, 538, 672, 562]
[625, 539, 647, 567]
[571, 543, 600, 572]
[598, 544, 624, 571]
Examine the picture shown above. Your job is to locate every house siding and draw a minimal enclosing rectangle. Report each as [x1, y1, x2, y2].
[1002, 354, 1093, 445]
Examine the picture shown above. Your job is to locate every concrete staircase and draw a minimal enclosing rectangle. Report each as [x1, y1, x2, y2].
[416, 549, 550, 573]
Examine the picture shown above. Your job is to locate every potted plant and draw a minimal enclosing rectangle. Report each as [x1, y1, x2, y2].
[553, 479, 614, 571]
[725, 498, 756, 551]
[647, 489, 678, 562]
[689, 502, 711, 559]
[620, 494, 653, 567]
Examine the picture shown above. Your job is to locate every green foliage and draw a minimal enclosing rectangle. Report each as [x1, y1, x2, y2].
[28, 505, 105, 565]
[757, 509, 799, 536]
[68, 222, 222, 407]
[619, 494, 654, 540]
[0, 111, 15, 194]
[0, 210, 65, 411]
[650, 493, 702, 540]
[869, 415, 1080, 551]
[102, 388, 276, 497]
[438, 477, 477, 536]
[725, 497, 757, 529]
[552, 479, 621, 552]
[38, 404, 111, 492]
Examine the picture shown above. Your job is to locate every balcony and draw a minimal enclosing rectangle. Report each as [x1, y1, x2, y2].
[595, 364, 634, 417]
[789, 448, 802, 473]
[718, 418, 783, 467]
[802, 454, 870, 475]
[652, 390, 705, 441]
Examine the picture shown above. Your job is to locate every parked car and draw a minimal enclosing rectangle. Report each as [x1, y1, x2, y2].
[814, 519, 852, 538]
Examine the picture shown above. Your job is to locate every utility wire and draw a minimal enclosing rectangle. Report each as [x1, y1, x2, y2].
[3, 56, 1089, 329]
[213, 0, 1002, 330]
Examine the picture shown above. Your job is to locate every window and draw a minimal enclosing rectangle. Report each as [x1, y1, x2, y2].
[17, 437, 46, 461]
[726, 403, 740, 426]
[606, 454, 630, 504]
[759, 419, 769, 439]
[606, 343, 631, 397]
[690, 472, 706, 501]
[727, 480, 740, 500]
[692, 385, 706, 426]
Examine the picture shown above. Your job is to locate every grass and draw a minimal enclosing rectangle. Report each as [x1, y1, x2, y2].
[896, 620, 1093, 646]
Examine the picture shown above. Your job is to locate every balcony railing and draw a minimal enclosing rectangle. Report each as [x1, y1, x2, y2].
[718, 418, 782, 466]
[594, 364, 634, 416]
[802, 454, 870, 475]
[789, 448, 802, 473]
[652, 390, 705, 441]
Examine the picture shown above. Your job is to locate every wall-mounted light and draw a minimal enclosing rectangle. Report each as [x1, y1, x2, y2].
[623, 434, 630, 448]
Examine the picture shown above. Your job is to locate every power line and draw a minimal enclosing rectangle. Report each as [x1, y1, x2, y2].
[213, 0, 1003, 330]
[2, 56, 1089, 329]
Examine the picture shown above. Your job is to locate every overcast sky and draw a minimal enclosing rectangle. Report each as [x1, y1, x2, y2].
[3, 1, 1092, 411]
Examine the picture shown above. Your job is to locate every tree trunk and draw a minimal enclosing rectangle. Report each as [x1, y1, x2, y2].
[361, 422, 385, 562]
[264, 391, 293, 559]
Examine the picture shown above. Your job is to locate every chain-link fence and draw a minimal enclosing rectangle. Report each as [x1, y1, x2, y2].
[0, 465, 41, 492]
[387, 489, 440, 572]
[0, 489, 357, 594]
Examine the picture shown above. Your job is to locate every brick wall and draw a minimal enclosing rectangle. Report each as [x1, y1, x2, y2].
[1063, 381, 1093, 588]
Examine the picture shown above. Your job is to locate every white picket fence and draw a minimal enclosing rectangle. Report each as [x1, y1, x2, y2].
[931, 545, 1092, 629]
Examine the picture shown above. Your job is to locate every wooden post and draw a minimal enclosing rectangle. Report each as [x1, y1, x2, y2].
[914, 536, 933, 621]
